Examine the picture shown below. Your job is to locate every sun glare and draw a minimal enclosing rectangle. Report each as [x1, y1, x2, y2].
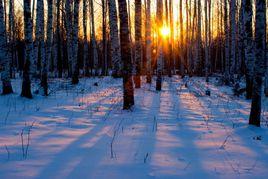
[160, 26, 170, 38]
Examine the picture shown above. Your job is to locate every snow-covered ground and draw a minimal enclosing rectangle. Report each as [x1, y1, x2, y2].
[0, 76, 267, 179]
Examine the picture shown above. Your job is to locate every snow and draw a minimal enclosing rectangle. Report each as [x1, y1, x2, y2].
[0, 76, 267, 179]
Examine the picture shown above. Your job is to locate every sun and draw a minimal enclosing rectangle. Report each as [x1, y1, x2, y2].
[160, 26, 170, 38]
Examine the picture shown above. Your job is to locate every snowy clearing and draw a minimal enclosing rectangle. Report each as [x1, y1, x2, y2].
[0, 76, 268, 179]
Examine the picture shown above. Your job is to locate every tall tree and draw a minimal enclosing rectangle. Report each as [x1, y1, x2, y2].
[101, 0, 108, 76]
[0, 0, 13, 94]
[265, 68, 268, 97]
[108, 0, 121, 78]
[249, 0, 266, 126]
[204, 0, 209, 81]
[134, 0, 142, 88]
[65, 0, 73, 77]
[118, 0, 134, 109]
[156, 0, 163, 91]
[43, 0, 53, 96]
[179, 0, 184, 76]
[146, 0, 152, 83]
[229, 0, 236, 80]
[90, 0, 99, 75]
[244, 0, 254, 99]
[83, 0, 89, 76]
[9, 0, 15, 78]
[56, 0, 63, 78]
[21, 0, 34, 98]
[71, 0, 80, 84]
[36, 0, 47, 95]
[224, 0, 230, 83]
[195, 0, 202, 75]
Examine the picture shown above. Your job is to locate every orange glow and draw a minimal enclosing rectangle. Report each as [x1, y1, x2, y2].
[160, 26, 170, 38]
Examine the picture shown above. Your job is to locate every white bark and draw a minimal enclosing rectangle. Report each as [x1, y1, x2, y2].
[244, 0, 254, 98]
[249, 0, 266, 126]
[230, 0, 236, 78]
[108, 0, 121, 77]
[0, 0, 13, 94]
[156, 0, 163, 91]
[65, 0, 73, 76]
[224, 0, 230, 79]
[145, 0, 152, 81]
[90, 0, 99, 75]
[134, 0, 142, 88]
[21, 0, 34, 98]
[83, 0, 89, 75]
[36, 0, 45, 78]
[72, 0, 79, 84]
[204, 0, 209, 80]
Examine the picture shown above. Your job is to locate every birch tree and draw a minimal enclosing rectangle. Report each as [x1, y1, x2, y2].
[9, 0, 15, 77]
[0, 0, 13, 94]
[134, 0, 142, 88]
[65, 0, 73, 77]
[224, 0, 230, 83]
[146, 0, 152, 83]
[90, 0, 99, 75]
[108, 0, 121, 78]
[118, 0, 134, 109]
[156, 0, 163, 91]
[56, 0, 62, 78]
[195, 0, 202, 75]
[71, 0, 80, 84]
[36, 0, 47, 95]
[43, 0, 53, 96]
[249, 0, 266, 126]
[229, 0, 236, 79]
[244, 0, 254, 99]
[83, 0, 89, 76]
[179, 0, 184, 76]
[21, 0, 34, 98]
[265, 68, 268, 97]
[204, 0, 209, 81]
[101, 0, 108, 75]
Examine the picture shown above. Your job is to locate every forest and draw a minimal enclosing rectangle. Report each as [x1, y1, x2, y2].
[0, 0, 267, 178]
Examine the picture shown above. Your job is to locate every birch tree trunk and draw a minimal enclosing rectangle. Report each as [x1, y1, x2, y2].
[71, 0, 79, 84]
[134, 0, 142, 88]
[83, 0, 89, 76]
[156, 0, 163, 91]
[56, 0, 63, 78]
[90, 0, 99, 76]
[108, 0, 121, 78]
[146, 0, 152, 83]
[179, 0, 184, 76]
[9, 0, 15, 78]
[229, 0, 236, 80]
[43, 0, 53, 96]
[224, 0, 230, 83]
[169, 0, 175, 76]
[102, 0, 108, 76]
[65, 0, 73, 77]
[118, 0, 134, 109]
[249, 0, 266, 126]
[195, 0, 202, 75]
[204, 0, 209, 81]
[36, 0, 47, 95]
[21, 0, 34, 98]
[0, 0, 13, 94]
[244, 0, 254, 99]
[265, 68, 268, 97]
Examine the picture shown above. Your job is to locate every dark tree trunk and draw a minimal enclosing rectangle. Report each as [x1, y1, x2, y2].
[249, 0, 266, 127]
[21, 0, 33, 99]
[118, 0, 134, 110]
[134, 0, 142, 88]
